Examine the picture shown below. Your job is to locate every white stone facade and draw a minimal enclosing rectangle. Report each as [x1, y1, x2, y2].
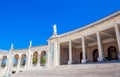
[0, 10, 120, 76]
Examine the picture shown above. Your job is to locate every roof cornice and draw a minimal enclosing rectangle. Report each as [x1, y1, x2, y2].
[58, 10, 120, 37]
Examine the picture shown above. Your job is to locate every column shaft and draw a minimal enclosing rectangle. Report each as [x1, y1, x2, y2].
[37, 54, 40, 66]
[46, 42, 52, 67]
[26, 50, 32, 69]
[0, 59, 1, 67]
[97, 31, 104, 62]
[81, 36, 87, 63]
[68, 40, 72, 64]
[31, 55, 33, 66]
[54, 41, 60, 66]
[17, 56, 21, 68]
[114, 24, 120, 59]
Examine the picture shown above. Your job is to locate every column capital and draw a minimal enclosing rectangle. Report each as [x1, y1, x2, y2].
[114, 23, 119, 29]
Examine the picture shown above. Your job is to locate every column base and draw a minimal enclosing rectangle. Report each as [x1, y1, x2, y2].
[26, 64, 32, 69]
[68, 60, 72, 65]
[54, 63, 60, 66]
[81, 59, 86, 63]
[98, 57, 104, 62]
[37, 64, 40, 67]
[46, 62, 52, 67]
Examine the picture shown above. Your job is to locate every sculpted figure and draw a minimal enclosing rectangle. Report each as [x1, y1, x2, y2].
[53, 24, 57, 35]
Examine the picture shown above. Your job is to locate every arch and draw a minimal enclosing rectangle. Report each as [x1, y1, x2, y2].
[40, 51, 47, 66]
[93, 49, 98, 62]
[32, 52, 38, 65]
[1, 56, 7, 68]
[108, 46, 118, 60]
[21, 54, 27, 67]
[13, 54, 19, 67]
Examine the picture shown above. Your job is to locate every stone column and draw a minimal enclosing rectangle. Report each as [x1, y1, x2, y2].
[81, 36, 87, 63]
[26, 54, 29, 68]
[96, 31, 104, 62]
[26, 52, 32, 69]
[37, 54, 40, 66]
[17, 54, 21, 68]
[68, 40, 72, 64]
[114, 24, 120, 59]
[46, 41, 52, 67]
[26, 41, 33, 69]
[54, 41, 60, 66]
[9, 56, 14, 75]
[5, 44, 14, 77]
[0, 58, 1, 68]
[31, 55, 33, 66]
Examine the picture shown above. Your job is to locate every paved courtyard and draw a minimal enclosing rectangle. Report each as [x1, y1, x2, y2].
[11, 63, 120, 77]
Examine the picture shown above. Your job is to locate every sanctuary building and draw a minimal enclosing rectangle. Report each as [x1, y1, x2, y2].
[0, 10, 120, 76]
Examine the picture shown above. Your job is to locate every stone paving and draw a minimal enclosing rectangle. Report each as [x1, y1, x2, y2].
[11, 63, 120, 77]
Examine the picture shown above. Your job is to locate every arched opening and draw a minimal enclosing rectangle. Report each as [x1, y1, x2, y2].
[13, 54, 19, 67]
[21, 54, 27, 67]
[108, 46, 118, 60]
[1, 56, 7, 68]
[80, 52, 82, 63]
[93, 49, 98, 62]
[40, 51, 47, 66]
[32, 52, 38, 66]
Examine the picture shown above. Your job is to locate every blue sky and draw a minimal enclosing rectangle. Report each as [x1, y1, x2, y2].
[0, 0, 120, 50]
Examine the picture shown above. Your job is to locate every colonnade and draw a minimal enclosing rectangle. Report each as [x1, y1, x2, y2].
[50, 23, 120, 66]
[67, 24, 120, 64]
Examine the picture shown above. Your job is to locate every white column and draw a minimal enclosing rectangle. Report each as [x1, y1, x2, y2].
[68, 40, 72, 64]
[81, 36, 87, 63]
[26, 53, 32, 69]
[31, 55, 33, 66]
[0, 56, 2, 67]
[37, 54, 40, 66]
[5, 44, 14, 76]
[9, 56, 14, 75]
[96, 31, 104, 62]
[17, 55, 21, 68]
[114, 24, 120, 59]
[46, 44, 50, 67]
[54, 41, 60, 66]
[26, 41, 33, 69]
[0, 59, 1, 67]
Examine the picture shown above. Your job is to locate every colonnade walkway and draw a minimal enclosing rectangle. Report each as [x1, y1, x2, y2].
[11, 62, 120, 77]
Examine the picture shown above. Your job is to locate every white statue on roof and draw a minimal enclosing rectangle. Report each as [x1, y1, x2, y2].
[53, 24, 57, 36]
[29, 41, 32, 48]
[11, 43, 14, 50]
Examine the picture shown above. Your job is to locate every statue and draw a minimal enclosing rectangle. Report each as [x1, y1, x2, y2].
[11, 43, 14, 50]
[10, 43, 14, 53]
[29, 41, 32, 48]
[53, 24, 57, 35]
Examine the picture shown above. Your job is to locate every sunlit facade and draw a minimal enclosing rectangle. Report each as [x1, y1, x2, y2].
[0, 10, 120, 76]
